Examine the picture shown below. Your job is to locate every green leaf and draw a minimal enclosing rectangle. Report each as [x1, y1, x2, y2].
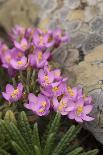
[2, 120, 31, 155]
[33, 123, 41, 153]
[18, 111, 34, 153]
[67, 147, 83, 155]
[0, 120, 11, 141]
[43, 133, 54, 155]
[52, 125, 75, 155]
[80, 149, 98, 155]
[11, 141, 26, 155]
[42, 113, 61, 152]
[34, 145, 41, 155]
[48, 113, 61, 135]
[0, 148, 10, 155]
[4, 110, 16, 125]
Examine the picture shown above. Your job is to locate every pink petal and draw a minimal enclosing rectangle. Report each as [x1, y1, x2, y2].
[61, 111, 68, 115]
[43, 51, 50, 60]
[83, 105, 93, 114]
[66, 106, 75, 112]
[75, 117, 83, 123]
[2, 92, 10, 101]
[6, 84, 14, 93]
[48, 71, 54, 83]
[28, 93, 37, 103]
[53, 97, 59, 109]
[68, 111, 75, 119]
[82, 115, 94, 121]
[10, 59, 18, 69]
[14, 41, 21, 49]
[18, 83, 23, 92]
[24, 102, 36, 111]
[38, 69, 45, 80]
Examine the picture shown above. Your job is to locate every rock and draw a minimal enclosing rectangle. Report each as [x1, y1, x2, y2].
[53, 45, 79, 68]
[84, 88, 103, 144]
[68, 10, 85, 21]
[65, 20, 82, 33]
[97, 2, 103, 15]
[86, 0, 97, 6]
[0, 0, 39, 31]
[71, 32, 87, 48]
[84, 6, 98, 22]
[82, 33, 103, 54]
[89, 17, 103, 33]
[70, 45, 103, 87]
[66, 0, 80, 10]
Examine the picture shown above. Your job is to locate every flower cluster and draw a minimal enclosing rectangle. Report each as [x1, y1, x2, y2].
[1, 25, 94, 123]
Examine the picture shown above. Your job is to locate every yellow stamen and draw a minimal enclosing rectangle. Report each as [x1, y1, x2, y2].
[11, 89, 19, 98]
[67, 86, 74, 96]
[58, 101, 66, 111]
[38, 52, 42, 60]
[38, 108, 44, 113]
[6, 56, 11, 63]
[76, 106, 83, 115]
[44, 76, 50, 84]
[17, 61, 23, 65]
[39, 36, 44, 45]
[42, 101, 47, 107]
[52, 86, 59, 92]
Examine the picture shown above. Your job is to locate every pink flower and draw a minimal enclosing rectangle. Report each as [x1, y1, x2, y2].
[0, 47, 25, 69]
[66, 86, 83, 101]
[38, 69, 54, 87]
[9, 25, 25, 41]
[53, 29, 69, 46]
[14, 38, 28, 51]
[10, 56, 28, 70]
[2, 83, 23, 102]
[41, 81, 67, 97]
[53, 96, 74, 115]
[68, 98, 94, 123]
[24, 93, 50, 116]
[29, 50, 50, 68]
[53, 69, 62, 81]
[33, 29, 54, 49]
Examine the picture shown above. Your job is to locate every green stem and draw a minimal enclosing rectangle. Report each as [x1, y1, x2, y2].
[31, 69, 36, 91]
[12, 77, 16, 88]
[26, 67, 31, 93]
[19, 71, 24, 84]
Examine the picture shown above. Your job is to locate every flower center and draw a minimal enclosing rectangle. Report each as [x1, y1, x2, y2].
[38, 108, 45, 113]
[18, 52, 23, 57]
[17, 61, 23, 65]
[38, 52, 42, 60]
[42, 101, 47, 107]
[44, 76, 50, 84]
[76, 106, 83, 115]
[6, 56, 11, 63]
[11, 89, 19, 98]
[52, 86, 59, 92]
[67, 86, 74, 96]
[39, 36, 44, 45]
[58, 101, 66, 111]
